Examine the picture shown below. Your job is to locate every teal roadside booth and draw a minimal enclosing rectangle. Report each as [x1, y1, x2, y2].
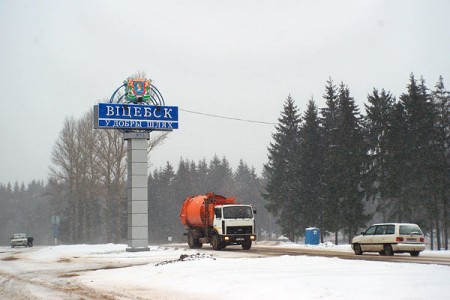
[305, 227, 320, 245]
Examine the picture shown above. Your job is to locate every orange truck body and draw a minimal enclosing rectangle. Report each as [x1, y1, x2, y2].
[180, 193, 236, 228]
[179, 192, 256, 250]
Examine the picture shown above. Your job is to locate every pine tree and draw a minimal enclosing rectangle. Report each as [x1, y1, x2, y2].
[172, 159, 193, 197]
[196, 158, 209, 193]
[207, 155, 234, 195]
[320, 79, 342, 243]
[431, 76, 450, 249]
[335, 83, 368, 243]
[263, 95, 302, 241]
[234, 160, 258, 203]
[148, 162, 176, 243]
[382, 101, 410, 221]
[297, 99, 325, 239]
[400, 74, 435, 226]
[364, 89, 396, 217]
[188, 160, 200, 194]
[234, 160, 270, 237]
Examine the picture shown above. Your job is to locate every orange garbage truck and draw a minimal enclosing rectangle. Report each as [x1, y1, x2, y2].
[180, 192, 256, 250]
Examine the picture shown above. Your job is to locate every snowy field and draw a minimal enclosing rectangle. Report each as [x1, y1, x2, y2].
[1, 243, 450, 299]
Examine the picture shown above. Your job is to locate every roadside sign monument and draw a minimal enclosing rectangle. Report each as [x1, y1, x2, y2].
[94, 76, 178, 252]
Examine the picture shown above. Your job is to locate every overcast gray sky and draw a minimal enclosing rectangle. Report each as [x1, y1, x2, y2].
[1, 0, 449, 184]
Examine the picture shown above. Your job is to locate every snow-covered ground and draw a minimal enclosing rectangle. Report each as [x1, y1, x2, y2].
[1, 243, 449, 299]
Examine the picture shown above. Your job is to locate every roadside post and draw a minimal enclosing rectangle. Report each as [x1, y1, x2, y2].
[94, 76, 178, 252]
[51, 215, 60, 246]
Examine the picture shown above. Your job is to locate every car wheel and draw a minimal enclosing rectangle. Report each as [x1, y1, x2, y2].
[410, 251, 420, 257]
[353, 243, 363, 255]
[384, 244, 394, 256]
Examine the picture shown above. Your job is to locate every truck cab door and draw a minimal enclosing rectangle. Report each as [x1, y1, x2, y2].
[213, 207, 224, 234]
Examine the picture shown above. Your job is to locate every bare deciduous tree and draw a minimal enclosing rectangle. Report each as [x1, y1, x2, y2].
[49, 108, 170, 244]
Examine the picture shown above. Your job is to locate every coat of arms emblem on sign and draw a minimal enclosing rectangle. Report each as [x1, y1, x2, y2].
[126, 78, 151, 103]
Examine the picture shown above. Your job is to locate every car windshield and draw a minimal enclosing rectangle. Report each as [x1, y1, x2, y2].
[399, 225, 423, 235]
[13, 234, 26, 238]
[223, 206, 253, 219]
[364, 226, 377, 235]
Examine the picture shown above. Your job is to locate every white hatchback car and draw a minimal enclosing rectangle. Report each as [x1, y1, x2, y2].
[352, 223, 425, 257]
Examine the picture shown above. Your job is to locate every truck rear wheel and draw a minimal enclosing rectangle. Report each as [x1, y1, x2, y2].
[188, 233, 195, 249]
[188, 232, 202, 249]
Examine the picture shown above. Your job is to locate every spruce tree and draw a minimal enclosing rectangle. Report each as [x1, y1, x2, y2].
[400, 74, 435, 225]
[431, 76, 450, 249]
[172, 159, 193, 198]
[263, 95, 302, 241]
[148, 162, 176, 243]
[320, 79, 342, 243]
[364, 89, 396, 217]
[297, 99, 325, 239]
[234, 160, 259, 204]
[335, 83, 368, 243]
[234, 160, 270, 237]
[383, 101, 410, 221]
[196, 158, 209, 193]
[208, 155, 234, 195]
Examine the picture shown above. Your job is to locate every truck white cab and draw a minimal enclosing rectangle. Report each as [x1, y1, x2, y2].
[212, 204, 256, 250]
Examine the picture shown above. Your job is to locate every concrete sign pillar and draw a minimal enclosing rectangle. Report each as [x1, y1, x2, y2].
[94, 75, 178, 252]
[124, 132, 150, 252]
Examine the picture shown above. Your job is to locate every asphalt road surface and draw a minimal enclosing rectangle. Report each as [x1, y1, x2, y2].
[247, 245, 450, 266]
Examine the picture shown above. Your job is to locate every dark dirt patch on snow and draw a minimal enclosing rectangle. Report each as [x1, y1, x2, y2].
[1, 256, 18, 261]
[155, 253, 216, 266]
[59, 273, 80, 278]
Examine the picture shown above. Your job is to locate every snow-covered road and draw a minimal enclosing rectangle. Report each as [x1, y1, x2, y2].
[1, 243, 449, 299]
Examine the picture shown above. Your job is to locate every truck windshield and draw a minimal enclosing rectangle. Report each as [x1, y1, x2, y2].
[223, 206, 253, 219]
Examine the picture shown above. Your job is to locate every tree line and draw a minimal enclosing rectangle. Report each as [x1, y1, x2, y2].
[147, 157, 275, 243]
[0, 180, 52, 245]
[1, 73, 447, 249]
[0, 109, 276, 245]
[264, 74, 449, 249]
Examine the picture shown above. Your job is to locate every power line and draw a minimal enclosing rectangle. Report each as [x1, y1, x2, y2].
[179, 108, 277, 125]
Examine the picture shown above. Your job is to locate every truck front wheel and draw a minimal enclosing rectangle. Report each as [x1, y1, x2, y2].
[212, 235, 223, 250]
[242, 240, 252, 250]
